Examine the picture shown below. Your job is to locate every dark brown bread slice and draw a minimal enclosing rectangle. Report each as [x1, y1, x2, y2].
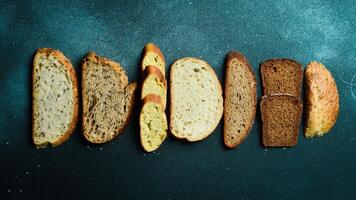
[224, 51, 257, 148]
[261, 59, 303, 97]
[260, 94, 303, 147]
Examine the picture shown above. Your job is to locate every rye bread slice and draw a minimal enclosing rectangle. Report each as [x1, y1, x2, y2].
[224, 51, 257, 148]
[260, 94, 303, 147]
[82, 52, 137, 143]
[32, 48, 79, 148]
[261, 59, 303, 97]
[305, 61, 339, 138]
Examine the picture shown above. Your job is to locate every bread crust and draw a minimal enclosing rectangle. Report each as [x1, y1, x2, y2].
[224, 51, 257, 148]
[305, 61, 339, 138]
[169, 57, 223, 142]
[141, 43, 166, 75]
[141, 65, 167, 109]
[32, 48, 79, 148]
[81, 52, 137, 143]
[261, 58, 303, 97]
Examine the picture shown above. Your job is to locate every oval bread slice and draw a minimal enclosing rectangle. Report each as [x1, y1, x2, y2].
[141, 65, 167, 109]
[141, 43, 165, 76]
[305, 61, 339, 138]
[140, 94, 168, 152]
[170, 57, 223, 142]
[32, 48, 79, 148]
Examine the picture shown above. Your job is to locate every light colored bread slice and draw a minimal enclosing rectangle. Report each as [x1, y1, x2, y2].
[32, 48, 78, 148]
[141, 43, 165, 76]
[82, 52, 137, 143]
[305, 61, 339, 138]
[170, 57, 223, 142]
[141, 65, 167, 109]
[140, 94, 168, 152]
[260, 94, 303, 147]
[224, 51, 257, 148]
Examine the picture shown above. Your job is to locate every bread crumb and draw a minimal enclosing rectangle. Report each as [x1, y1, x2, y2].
[5, 141, 9, 145]
[25, 171, 29, 175]
[99, 147, 103, 151]
[8, 189, 11, 193]
[283, 147, 287, 150]
[19, 189, 22, 193]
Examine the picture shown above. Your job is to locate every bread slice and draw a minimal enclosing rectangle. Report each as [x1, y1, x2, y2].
[224, 51, 257, 148]
[32, 48, 78, 148]
[305, 61, 339, 138]
[140, 94, 168, 152]
[141, 65, 167, 109]
[260, 94, 303, 147]
[261, 59, 303, 97]
[170, 57, 223, 141]
[82, 52, 137, 143]
[141, 43, 165, 76]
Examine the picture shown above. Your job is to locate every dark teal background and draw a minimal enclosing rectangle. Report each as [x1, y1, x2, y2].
[1, 0, 356, 199]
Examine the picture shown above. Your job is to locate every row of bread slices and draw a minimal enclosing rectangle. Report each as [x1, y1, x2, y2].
[32, 44, 339, 151]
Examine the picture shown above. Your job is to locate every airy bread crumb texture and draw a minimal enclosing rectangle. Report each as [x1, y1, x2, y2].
[141, 66, 167, 109]
[141, 43, 165, 76]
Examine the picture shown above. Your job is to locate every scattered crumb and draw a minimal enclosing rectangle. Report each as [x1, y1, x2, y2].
[19, 189, 22, 193]
[8, 189, 11, 193]
[227, 167, 230, 171]
[143, 154, 146, 157]
[264, 149, 268, 152]
[5, 141, 9, 145]
[283, 147, 287, 150]
[25, 171, 29, 175]
[99, 147, 103, 151]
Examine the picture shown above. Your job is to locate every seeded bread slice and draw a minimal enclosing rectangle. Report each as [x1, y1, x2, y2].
[32, 48, 79, 148]
[141, 43, 165, 76]
[305, 61, 339, 138]
[82, 52, 137, 143]
[141, 65, 167, 109]
[170, 57, 223, 142]
[260, 94, 303, 147]
[261, 59, 303, 97]
[140, 94, 168, 152]
[224, 51, 257, 148]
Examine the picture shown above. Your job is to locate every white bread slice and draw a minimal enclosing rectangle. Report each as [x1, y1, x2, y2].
[170, 57, 223, 141]
[141, 65, 167, 109]
[82, 52, 137, 143]
[32, 48, 79, 148]
[140, 94, 168, 152]
[141, 43, 165, 76]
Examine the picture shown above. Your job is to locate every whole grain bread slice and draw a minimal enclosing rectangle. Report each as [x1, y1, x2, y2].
[82, 52, 137, 143]
[260, 94, 303, 147]
[261, 59, 303, 97]
[170, 57, 223, 142]
[32, 48, 79, 148]
[224, 51, 257, 148]
[141, 43, 165, 76]
[305, 61, 339, 138]
[140, 94, 168, 152]
[141, 65, 167, 109]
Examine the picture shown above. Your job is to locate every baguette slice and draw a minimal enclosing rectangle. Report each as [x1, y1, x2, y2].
[261, 59, 303, 97]
[140, 94, 168, 152]
[141, 65, 167, 109]
[260, 94, 303, 147]
[224, 51, 257, 148]
[305, 61, 339, 138]
[32, 48, 79, 148]
[82, 52, 137, 143]
[170, 57, 223, 141]
[141, 43, 165, 76]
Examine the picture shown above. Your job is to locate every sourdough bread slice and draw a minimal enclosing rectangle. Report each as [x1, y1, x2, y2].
[32, 48, 79, 148]
[141, 43, 165, 76]
[261, 59, 303, 97]
[305, 61, 339, 138]
[82, 52, 137, 143]
[140, 94, 168, 152]
[224, 51, 257, 148]
[170, 57, 223, 142]
[141, 65, 167, 109]
[260, 94, 303, 147]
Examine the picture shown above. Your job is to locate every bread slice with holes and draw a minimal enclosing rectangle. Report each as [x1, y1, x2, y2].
[170, 57, 223, 141]
[224, 51, 257, 148]
[32, 48, 79, 148]
[82, 52, 137, 143]
[140, 94, 168, 152]
[261, 59, 303, 97]
[305, 61, 339, 138]
[141, 43, 165, 76]
[141, 65, 167, 109]
[260, 94, 303, 147]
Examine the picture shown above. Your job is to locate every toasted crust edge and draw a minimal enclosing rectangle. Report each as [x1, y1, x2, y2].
[260, 58, 303, 97]
[141, 65, 167, 109]
[169, 57, 223, 142]
[141, 43, 166, 75]
[32, 48, 79, 148]
[223, 51, 257, 149]
[81, 52, 137, 144]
